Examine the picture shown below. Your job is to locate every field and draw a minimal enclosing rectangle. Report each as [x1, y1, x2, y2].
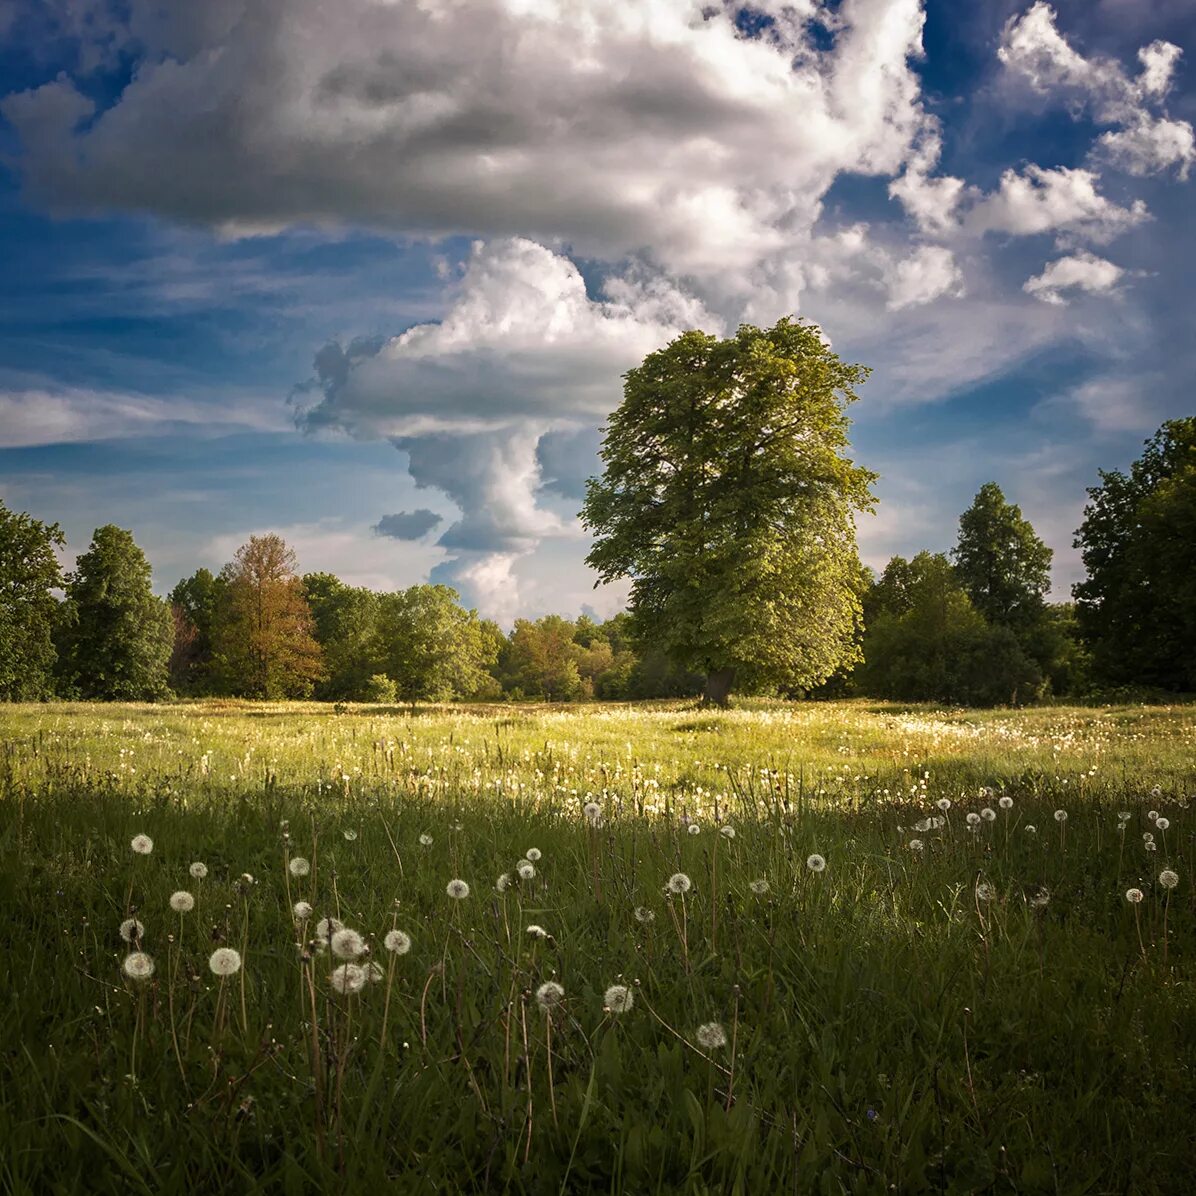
[1, 699, 1195, 1195]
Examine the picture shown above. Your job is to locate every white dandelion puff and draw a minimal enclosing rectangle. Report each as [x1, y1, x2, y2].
[975, 881, 995, 903]
[288, 857, 311, 878]
[342, 828, 358, 842]
[719, 826, 736, 839]
[583, 801, 602, 825]
[1146, 841, 1158, 852]
[981, 808, 997, 823]
[1148, 810, 1159, 823]
[936, 798, 951, 812]
[634, 906, 656, 924]
[330, 963, 367, 994]
[119, 917, 145, 943]
[330, 928, 366, 960]
[130, 834, 153, 855]
[209, 947, 242, 976]
[1125, 888, 1144, 904]
[446, 879, 470, 900]
[998, 796, 1014, 810]
[189, 862, 208, 880]
[526, 924, 550, 940]
[122, 951, 154, 980]
[383, 929, 411, 954]
[293, 901, 314, 922]
[313, 916, 344, 943]
[749, 879, 770, 894]
[535, 981, 565, 1011]
[604, 984, 634, 1014]
[1159, 870, 1179, 890]
[1155, 817, 1170, 831]
[419, 833, 433, 847]
[516, 860, 536, 880]
[695, 1022, 727, 1050]
[806, 854, 826, 873]
[908, 839, 924, 852]
[666, 872, 692, 895]
[687, 823, 701, 836]
[526, 848, 542, 862]
[169, 891, 195, 913]
[1054, 809, 1068, 823]
[965, 812, 981, 827]
[1025, 824, 1037, 834]
[496, 873, 512, 893]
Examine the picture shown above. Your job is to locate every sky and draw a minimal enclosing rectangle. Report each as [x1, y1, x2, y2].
[0, 0, 1193, 626]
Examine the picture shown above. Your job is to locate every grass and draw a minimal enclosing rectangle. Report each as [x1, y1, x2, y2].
[1, 698, 1194, 1194]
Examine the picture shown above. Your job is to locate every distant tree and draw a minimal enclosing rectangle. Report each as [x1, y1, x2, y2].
[56, 525, 172, 700]
[1074, 418, 1196, 691]
[302, 572, 382, 699]
[212, 535, 324, 698]
[583, 318, 876, 705]
[953, 483, 1052, 632]
[375, 584, 498, 704]
[500, 615, 583, 701]
[168, 568, 226, 694]
[859, 552, 1041, 705]
[0, 500, 65, 701]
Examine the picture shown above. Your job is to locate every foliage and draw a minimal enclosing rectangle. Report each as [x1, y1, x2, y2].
[212, 535, 324, 698]
[55, 525, 172, 699]
[860, 552, 1042, 705]
[0, 499, 65, 700]
[1074, 418, 1196, 692]
[583, 318, 876, 704]
[168, 568, 226, 694]
[1, 700, 1194, 1194]
[302, 572, 383, 700]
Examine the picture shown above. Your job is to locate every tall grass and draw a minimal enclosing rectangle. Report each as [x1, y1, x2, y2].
[0, 700, 1193, 1193]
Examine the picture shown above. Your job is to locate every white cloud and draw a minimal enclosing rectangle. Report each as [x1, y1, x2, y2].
[883, 245, 964, 310]
[1023, 251, 1125, 305]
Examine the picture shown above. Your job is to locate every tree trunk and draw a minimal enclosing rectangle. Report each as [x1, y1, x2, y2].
[702, 668, 736, 708]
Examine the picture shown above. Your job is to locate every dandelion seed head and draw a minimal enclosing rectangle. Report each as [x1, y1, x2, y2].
[189, 862, 208, 879]
[535, 981, 565, 1010]
[1148, 810, 1159, 822]
[981, 808, 996, 822]
[1025, 824, 1037, 834]
[908, 839, 924, 852]
[342, 829, 358, 842]
[130, 834, 153, 855]
[1146, 840, 1158, 852]
[604, 984, 634, 1014]
[806, 854, 826, 873]
[384, 929, 412, 954]
[330, 928, 366, 960]
[314, 916, 344, 943]
[169, 890, 194, 913]
[975, 881, 995, 902]
[1054, 809, 1068, 823]
[209, 947, 242, 976]
[119, 917, 145, 943]
[1159, 870, 1179, 890]
[288, 857, 310, 877]
[446, 879, 470, 900]
[526, 848, 542, 862]
[936, 798, 951, 812]
[330, 963, 367, 994]
[293, 901, 313, 921]
[419, 833, 433, 847]
[666, 872, 692, 895]
[516, 860, 536, 880]
[695, 1022, 727, 1050]
[998, 796, 1014, 810]
[749, 878, 770, 894]
[687, 823, 701, 836]
[583, 801, 602, 825]
[496, 873, 512, 893]
[966, 812, 981, 826]
[634, 906, 656, 923]
[719, 826, 735, 839]
[1155, 817, 1170, 831]
[526, 924, 550, 940]
[1125, 888, 1144, 904]
[122, 951, 154, 980]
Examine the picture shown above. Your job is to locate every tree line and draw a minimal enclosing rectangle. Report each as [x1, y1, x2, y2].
[2, 318, 1192, 707]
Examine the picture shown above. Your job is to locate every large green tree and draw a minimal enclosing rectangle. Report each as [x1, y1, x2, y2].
[168, 568, 226, 694]
[1074, 418, 1196, 691]
[212, 535, 324, 698]
[302, 573, 382, 700]
[582, 318, 876, 705]
[0, 500, 65, 700]
[56, 525, 173, 699]
[952, 483, 1052, 633]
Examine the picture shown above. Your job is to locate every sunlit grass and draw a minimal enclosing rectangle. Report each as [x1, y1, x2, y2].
[1, 699, 1193, 1193]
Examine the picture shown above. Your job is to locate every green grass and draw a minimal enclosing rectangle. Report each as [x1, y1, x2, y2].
[1, 699, 1194, 1194]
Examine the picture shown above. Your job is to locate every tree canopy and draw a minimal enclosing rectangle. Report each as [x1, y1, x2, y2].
[582, 317, 876, 705]
[0, 500, 65, 701]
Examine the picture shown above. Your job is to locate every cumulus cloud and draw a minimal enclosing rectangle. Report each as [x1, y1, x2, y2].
[883, 245, 964, 310]
[999, 2, 1195, 178]
[372, 509, 442, 541]
[1023, 251, 1125, 305]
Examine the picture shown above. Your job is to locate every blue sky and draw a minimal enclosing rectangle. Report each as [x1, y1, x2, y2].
[1, 0, 1193, 623]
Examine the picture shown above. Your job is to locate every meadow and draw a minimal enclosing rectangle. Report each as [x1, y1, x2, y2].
[1, 698, 1194, 1194]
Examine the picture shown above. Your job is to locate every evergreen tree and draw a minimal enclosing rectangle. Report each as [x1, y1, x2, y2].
[56, 525, 172, 699]
[0, 500, 65, 700]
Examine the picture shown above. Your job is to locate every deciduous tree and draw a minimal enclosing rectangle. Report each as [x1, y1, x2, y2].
[0, 500, 65, 700]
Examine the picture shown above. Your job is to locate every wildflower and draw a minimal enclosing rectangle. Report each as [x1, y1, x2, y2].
[965, 812, 981, 827]
[342, 829, 358, 842]
[1148, 810, 1159, 823]
[749, 879, 770, 894]
[535, 981, 565, 1011]
[209, 947, 242, 976]
[526, 848, 542, 862]
[119, 917, 145, 943]
[604, 984, 634, 1014]
[122, 951, 155, 980]
[1155, 817, 1170, 831]
[516, 860, 536, 880]
[314, 916, 344, 943]
[446, 879, 470, 900]
[383, 929, 412, 954]
[288, 857, 310, 877]
[936, 798, 951, 812]
[975, 882, 995, 902]
[189, 862, 208, 880]
[1125, 888, 1144, 904]
[1159, 870, 1179, 890]
[330, 963, 367, 995]
[981, 808, 996, 822]
[806, 854, 827, 873]
[687, 823, 701, 836]
[634, 906, 656, 924]
[695, 1022, 727, 1050]
[719, 826, 736, 839]
[293, 901, 313, 921]
[583, 801, 602, 825]
[419, 833, 433, 847]
[169, 891, 195, 913]
[330, 928, 366, 960]
[666, 872, 692, 895]
[908, 839, 924, 852]
[496, 873, 512, 893]
[526, 924, 550, 940]
[1054, 810, 1068, 823]
[999, 796, 1014, 810]
[131, 834, 154, 855]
